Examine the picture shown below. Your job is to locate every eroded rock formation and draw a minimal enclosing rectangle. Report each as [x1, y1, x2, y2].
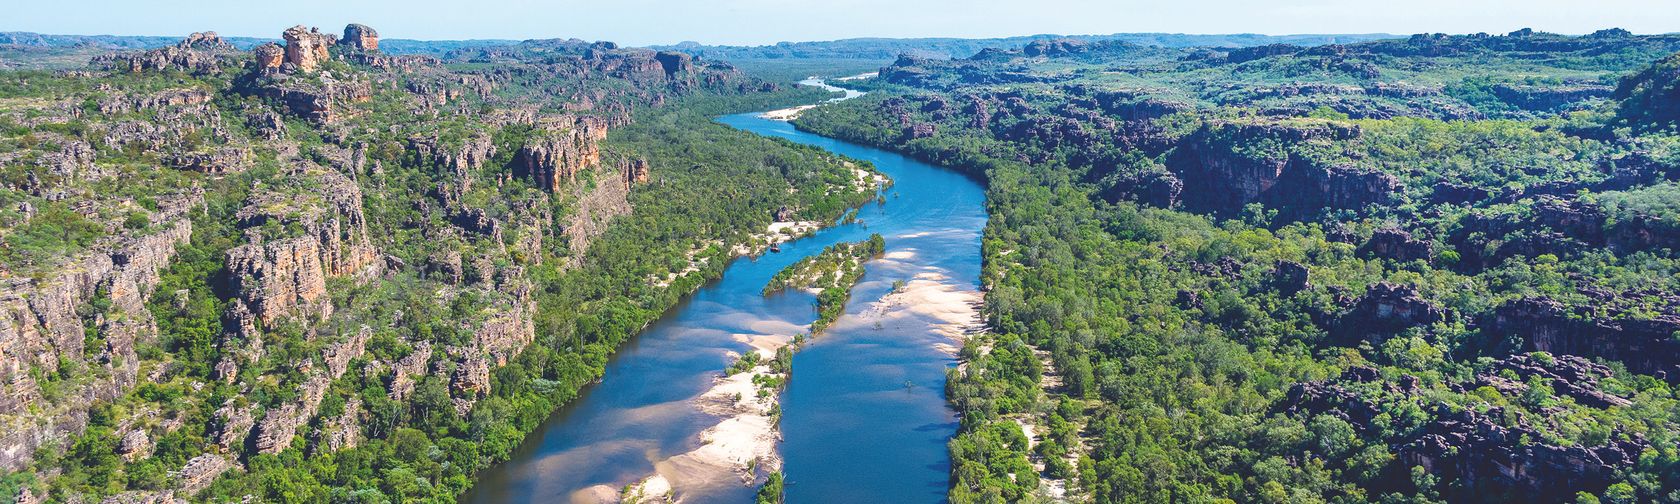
[225, 166, 381, 324]
[514, 116, 608, 191]
[340, 24, 379, 52]
[1485, 297, 1680, 379]
[281, 25, 334, 73]
[0, 191, 198, 470]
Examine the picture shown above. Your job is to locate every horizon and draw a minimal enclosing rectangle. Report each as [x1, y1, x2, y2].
[4, 28, 1670, 48]
[4, 0, 1675, 47]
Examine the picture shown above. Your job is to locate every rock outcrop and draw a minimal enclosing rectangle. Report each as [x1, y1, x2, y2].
[388, 341, 433, 401]
[225, 167, 381, 324]
[1473, 354, 1631, 408]
[408, 132, 496, 179]
[281, 25, 334, 73]
[1335, 282, 1443, 340]
[212, 401, 255, 450]
[514, 116, 608, 192]
[1360, 227, 1433, 262]
[1271, 260, 1310, 295]
[1167, 121, 1387, 216]
[1485, 297, 1680, 379]
[340, 24, 379, 52]
[252, 43, 284, 72]
[243, 73, 373, 124]
[95, 32, 237, 75]
[174, 454, 233, 494]
[1283, 363, 1644, 500]
[116, 429, 152, 461]
[1400, 407, 1644, 499]
[314, 395, 361, 453]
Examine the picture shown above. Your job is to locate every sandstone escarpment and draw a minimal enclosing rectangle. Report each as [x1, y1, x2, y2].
[1485, 296, 1680, 379]
[560, 157, 643, 268]
[225, 166, 381, 324]
[514, 116, 609, 192]
[1167, 121, 1388, 216]
[0, 193, 198, 470]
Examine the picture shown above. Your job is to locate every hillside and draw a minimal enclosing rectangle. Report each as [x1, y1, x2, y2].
[0, 23, 880, 503]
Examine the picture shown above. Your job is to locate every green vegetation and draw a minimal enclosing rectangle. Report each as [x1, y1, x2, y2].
[0, 33, 881, 503]
[763, 234, 885, 333]
[795, 29, 1680, 503]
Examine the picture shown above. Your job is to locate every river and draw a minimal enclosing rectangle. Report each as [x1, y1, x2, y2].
[468, 78, 986, 503]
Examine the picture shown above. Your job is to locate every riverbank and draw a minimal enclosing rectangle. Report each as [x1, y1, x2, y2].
[473, 78, 982, 503]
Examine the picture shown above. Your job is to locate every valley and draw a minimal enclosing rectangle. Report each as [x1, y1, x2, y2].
[5, 11, 1680, 504]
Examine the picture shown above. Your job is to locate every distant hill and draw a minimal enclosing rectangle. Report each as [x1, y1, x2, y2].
[0, 31, 515, 56]
[654, 33, 1400, 61]
[2, 31, 1397, 61]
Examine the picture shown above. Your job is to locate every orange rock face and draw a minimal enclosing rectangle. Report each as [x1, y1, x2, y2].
[281, 25, 332, 72]
[253, 43, 284, 70]
[341, 23, 380, 52]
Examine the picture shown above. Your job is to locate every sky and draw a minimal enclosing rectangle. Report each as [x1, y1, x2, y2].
[6, 0, 1679, 46]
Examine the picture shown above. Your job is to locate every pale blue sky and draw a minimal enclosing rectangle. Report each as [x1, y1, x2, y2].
[7, 0, 1677, 46]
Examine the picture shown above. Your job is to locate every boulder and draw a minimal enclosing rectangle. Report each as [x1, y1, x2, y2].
[116, 429, 152, 461]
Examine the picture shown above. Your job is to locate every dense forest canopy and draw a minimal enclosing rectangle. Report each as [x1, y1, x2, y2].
[793, 26, 1680, 503]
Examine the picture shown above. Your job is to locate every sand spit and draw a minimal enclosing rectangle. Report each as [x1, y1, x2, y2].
[835, 71, 879, 81]
[731, 221, 821, 257]
[861, 271, 985, 352]
[758, 104, 819, 121]
[603, 347, 787, 503]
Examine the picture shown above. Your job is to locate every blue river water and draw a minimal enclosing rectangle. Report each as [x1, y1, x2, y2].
[468, 85, 986, 503]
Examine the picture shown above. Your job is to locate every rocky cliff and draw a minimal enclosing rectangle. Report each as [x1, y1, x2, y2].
[225, 165, 381, 324]
[1167, 120, 1395, 216]
[514, 116, 609, 192]
[0, 191, 199, 470]
[1485, 297, 1680, 379]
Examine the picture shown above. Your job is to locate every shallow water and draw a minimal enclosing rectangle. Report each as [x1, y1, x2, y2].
[468, 83, 985, 503]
